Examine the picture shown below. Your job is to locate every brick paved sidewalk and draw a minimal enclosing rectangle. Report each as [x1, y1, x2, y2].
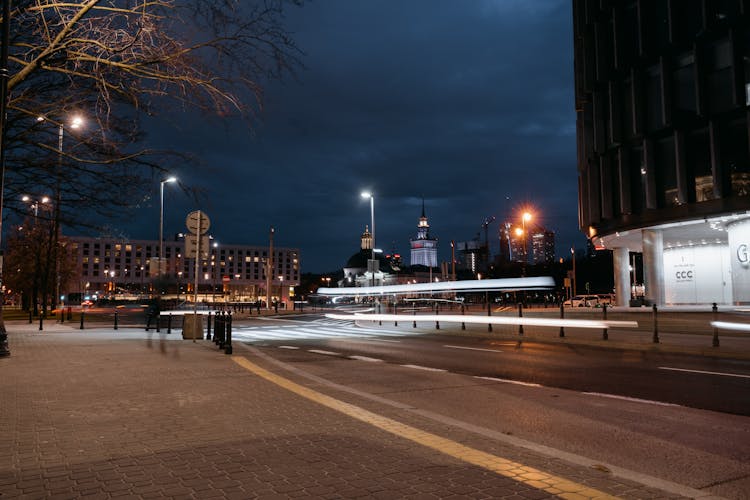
[0, 323, 693, 499]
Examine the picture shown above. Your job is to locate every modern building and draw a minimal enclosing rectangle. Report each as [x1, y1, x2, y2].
[531, 229, 556, 265]
[573, 0, 750, 305]
[455, 239, 481, 273]
[65, 235, 300, 304]
[410, 201, 438, 268]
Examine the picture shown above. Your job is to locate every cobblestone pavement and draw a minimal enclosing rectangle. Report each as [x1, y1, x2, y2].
[0, 322, 703, 499]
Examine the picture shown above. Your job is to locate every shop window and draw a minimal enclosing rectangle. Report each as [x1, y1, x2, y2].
[673, 0, 703, 45]
[672, 52, 696, 115]
[621, 78, 634, 137]
[629, 145, 645, 213]
[645, 64, 663, 132]
[720, 119, 750, 196]
[618, 3, 639, 66]
[655, 136, 678, 207]
[708, 0, 741, 23]
[688, 132, 714, 201]
[641, 0, 669, 54]
[707, 39, 734, 114]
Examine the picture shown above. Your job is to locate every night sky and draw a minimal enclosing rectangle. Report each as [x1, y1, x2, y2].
[118, 0, 584, 273]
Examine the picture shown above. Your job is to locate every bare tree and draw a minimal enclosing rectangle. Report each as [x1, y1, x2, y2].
[0, 0, 301, 331]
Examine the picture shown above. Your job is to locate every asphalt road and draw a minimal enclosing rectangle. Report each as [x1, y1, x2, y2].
[229, 313, 750, 498]
[236, 313, 750, 416]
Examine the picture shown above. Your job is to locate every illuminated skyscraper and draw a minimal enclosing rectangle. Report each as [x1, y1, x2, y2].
[410, 200, 438, 268]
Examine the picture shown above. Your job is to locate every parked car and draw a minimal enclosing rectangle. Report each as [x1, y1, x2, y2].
[563, 294, 600, 307]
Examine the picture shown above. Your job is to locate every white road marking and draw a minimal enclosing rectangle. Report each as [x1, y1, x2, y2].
[349, 355, 383, 362]
[444, 345, 503, 353]
[475, 376, 541, 387]
[658, 366, 750, 379]
[583, 392, 681, 407]
[308, 349, 340, 356]
[278, 345, 299, 350]
[400, 364, 447, 372]
[353, 338, 401, 343]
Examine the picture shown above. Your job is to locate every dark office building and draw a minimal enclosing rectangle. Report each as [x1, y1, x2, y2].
[574, 0, 750, 305]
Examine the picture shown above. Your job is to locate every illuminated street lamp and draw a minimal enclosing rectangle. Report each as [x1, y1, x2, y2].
[159, 176, 177, 279]
[360, 191, 375, 286]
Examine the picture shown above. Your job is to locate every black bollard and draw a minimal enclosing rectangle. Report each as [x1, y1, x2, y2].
[435, 304, 440, 330]
[394, 302, 398, 327]
[39, 311, 44, 331]
[712, 302, 719, 347]
[167, 314, 172, 334]
[652, 304, 659, 343]
[518, 303, 523, 336]
[487, 300, 492, 332]
[602, 303, 608, 340]
[114, 311, 118, 330]
[80, 310, 85, 330]
[224, 312, 233, 355]
[218, 312, 226, 349]
[206, 312, 212, 340]
[156, 313, 161, 333]
[413, 309, 417, 328]
[461, 304, 466, 330]
[559, 302, 565, 338]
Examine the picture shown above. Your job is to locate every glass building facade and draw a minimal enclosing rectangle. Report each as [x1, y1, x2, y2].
[574, 0, 750, 305]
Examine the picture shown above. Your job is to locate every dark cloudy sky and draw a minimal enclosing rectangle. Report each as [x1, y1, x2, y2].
[121, 0, 584, 273]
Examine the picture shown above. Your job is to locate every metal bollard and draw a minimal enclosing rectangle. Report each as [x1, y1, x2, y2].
[602, 303, 608, 340]
[461, 304, 466, 330]
[156, 313, 161, 333]
[487, 300, 492, 332]
[80, 310, 85, 330]
[712, 302, 719, 347]
[413, 309, 417, 328]
[435, 304, 440, 330]
[39, 312, 44, 331]
[652, 304, 659, 343]
[206, 312, 212, 340]
[559, 302, 564, 337]
[114, 311, 118, 330]
[218, 312, 226, 349]
[518, 303, 523, 336]
[394, 302, 398, 327]
[167, 314, 172, 334]
[224, 312, 233, 355]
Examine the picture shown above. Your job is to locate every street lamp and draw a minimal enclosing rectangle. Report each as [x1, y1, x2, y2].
[212, 241, 218, 303]
[159, 176, 177, 279]
[360, 191, 375, 286]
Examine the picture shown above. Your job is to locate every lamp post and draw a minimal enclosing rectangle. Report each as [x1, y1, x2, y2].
[159, 176, 177, 281]
[212, 241, 218, 303]
[360, 192, 375, 286]
[520, 211, 532, 276]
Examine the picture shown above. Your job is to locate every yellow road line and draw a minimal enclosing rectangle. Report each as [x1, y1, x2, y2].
[231, 356, 618, 500]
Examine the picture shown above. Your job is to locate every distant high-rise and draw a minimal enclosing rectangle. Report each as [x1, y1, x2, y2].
[410, 200, 438, 268]
[574, 0, 750, 305]
[531, 229, 555, 265]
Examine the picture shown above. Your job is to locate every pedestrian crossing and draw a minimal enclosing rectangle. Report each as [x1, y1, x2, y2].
[230, 318, 418, 343]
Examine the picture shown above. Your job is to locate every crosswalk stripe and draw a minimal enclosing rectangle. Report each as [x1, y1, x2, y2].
[229, 321, 419, 343]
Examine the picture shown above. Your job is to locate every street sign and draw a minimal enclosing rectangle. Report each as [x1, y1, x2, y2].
[184, 234, 210, 259]
[186, 210, 210, 235]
